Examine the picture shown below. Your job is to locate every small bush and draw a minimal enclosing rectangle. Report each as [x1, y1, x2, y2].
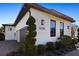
[0, 33, 5, 41]
[46, 42, 55, 51]
[17, 43, 25, 54]
[55, 41, 64, 49]
[72, 39, 78, 44]
[58, 35, 73, 46]
[25, 45, 37, 56]
[37, 45, 46, 55]
[17, 43, 37, 56]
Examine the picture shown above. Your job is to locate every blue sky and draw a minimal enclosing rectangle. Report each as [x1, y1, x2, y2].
[0, 3, 23, 27]
[0, 3, 79, 27]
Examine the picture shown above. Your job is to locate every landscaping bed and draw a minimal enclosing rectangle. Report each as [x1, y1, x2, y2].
[6, 35, 78, 56]
[7, 44, 76, 56]
[38, 43, 76, 56]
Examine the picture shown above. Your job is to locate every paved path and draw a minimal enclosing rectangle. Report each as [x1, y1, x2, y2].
[65, 48, 79, 56]
[0, 40, 17, 56]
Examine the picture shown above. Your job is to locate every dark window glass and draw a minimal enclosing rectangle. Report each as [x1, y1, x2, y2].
[60, 22, 64, 36]
[41, 19, 44, 25]
[50, 20, 56, 37]
[67, 26, 70, 29]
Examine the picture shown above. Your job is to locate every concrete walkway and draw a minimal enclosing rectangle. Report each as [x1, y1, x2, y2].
[65, 48, 79, 56]
[0, 40, 17, 56]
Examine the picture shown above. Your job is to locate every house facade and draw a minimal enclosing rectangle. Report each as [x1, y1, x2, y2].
[3, 3, 75, 45]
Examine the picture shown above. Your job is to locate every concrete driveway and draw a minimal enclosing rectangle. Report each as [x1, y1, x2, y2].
[0, 40, 17, 56]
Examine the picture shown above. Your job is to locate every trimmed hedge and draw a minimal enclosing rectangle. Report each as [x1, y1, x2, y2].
[46, 42, 56, 51]
[55, 41, 64, 49]
[24, 15, 37, 55]
[58, 35, 73, 46]
[72, 39, 78, 44]
[37, 45, 46, 55]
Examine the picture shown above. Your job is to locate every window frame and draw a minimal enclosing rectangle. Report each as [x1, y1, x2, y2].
[50, 20, 56, 37]
[60, 22, 64, 36]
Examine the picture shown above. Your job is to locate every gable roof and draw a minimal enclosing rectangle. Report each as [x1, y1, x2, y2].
[14, 3, 75, 26]
[3, 3, 75, 26]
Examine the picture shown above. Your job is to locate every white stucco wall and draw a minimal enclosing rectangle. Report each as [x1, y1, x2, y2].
[30, 8, 72, 45]
[5, 26, 15, 40]
[5, 8, 72, 45]
[13, 8, 72, 45]
[15, 12, 29, 31]
[14, 11, 29, 42]
[14, 30, 20, 42]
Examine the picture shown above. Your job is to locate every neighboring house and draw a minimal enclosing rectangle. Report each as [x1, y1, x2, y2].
[71, 24, 79, 39]
[3, 3, 75, 45]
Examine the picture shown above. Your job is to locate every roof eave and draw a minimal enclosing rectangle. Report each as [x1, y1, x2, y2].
[13, 3, 76, 25]
[2, 24, 15, 26]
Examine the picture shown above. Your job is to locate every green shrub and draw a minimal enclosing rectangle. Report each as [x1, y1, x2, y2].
[77, 36, 79, 41]
[25, 45, 37, 56]
[17, 43, 37, 56]
[17, 14, 37, 56]
[58, 35, 73, 46]
[77, 28, 79, 40]
[55, 41, 64, 49]
[46, 42, 55, 51]
[0, 33, 5, 41]
[17, 43, 25, 54]
[37, 45, 46, 55]
[72, 39, 78, 44]
[24, 12, 37, 56]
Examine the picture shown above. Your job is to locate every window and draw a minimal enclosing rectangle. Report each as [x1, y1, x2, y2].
[41, 19, 44, 25]
[8, 27, 12, 31]
[50, 20, 56, 37]
[67, 26, 70, 29]
[60, 22, 64, 36]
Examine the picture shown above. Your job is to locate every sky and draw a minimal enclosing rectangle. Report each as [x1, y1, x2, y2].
[0, 3, 23, 27]
[0, 3, 79, 27]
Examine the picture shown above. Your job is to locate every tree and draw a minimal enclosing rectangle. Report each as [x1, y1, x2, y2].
[71, 27, 75, 39]
[24, 11, 37, 55]
[0, 27, 4, 34]
[77, 28, 79, 41]
[0, 27, 5, 41]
